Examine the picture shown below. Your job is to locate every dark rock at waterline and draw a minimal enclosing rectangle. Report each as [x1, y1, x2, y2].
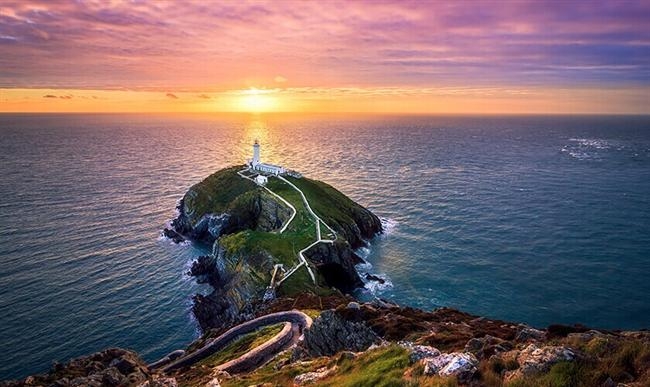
[162, 227, 184, 243]
[304, 241, 364, 293]
[188, 255, 220, 287]
[365, 273, 385, 284]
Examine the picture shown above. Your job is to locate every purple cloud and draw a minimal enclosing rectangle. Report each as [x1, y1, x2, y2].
[0, 0, 648, 90]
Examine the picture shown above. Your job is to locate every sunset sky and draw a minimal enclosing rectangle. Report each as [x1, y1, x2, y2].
[1, 0, 649, 114]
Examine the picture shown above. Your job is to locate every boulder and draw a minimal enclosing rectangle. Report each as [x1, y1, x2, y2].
[162, 228, 185, 243]
[101, 367, 126, 386]
[365, 273, 386, 284]
[464, 335, 511, 359]
[302, 310, 381, 357]
[346, 301, 361, 310]
[515, 326, 547, 342]
[205, 378, 221, 387]
[2, 348, 151, 387]
[567, 330, 607, 342]
[188, 255, 220, 287]
[138, 377, 178, 387]
[294, 366, 337, 385]
[398, 341, 441, 363]
[504, 344, 576, 381]
[422, 352, 479, 382]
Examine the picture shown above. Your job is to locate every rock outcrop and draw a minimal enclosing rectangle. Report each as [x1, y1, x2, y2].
[171, 168, 292, 244]
[303, 240, 365, 293]
[422, 352, 479, 381]
[503, 344, 577, 382]
[300, 310, 381, 357]
[191, 247, 273, 332]
[0, 349, 150, 387]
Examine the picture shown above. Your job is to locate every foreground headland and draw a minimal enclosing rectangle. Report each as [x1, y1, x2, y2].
[2, 165, 649, 386]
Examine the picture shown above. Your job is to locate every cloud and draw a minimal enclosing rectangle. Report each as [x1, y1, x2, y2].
[1, 1, 649, 91]
[197, 94, 211, 99]
[165, 92, 178, 99]
[42, 94, 72, 99]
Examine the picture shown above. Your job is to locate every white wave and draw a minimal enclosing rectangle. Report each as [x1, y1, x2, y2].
[569, 138, 610, 150]
[356, 246, 371, 259]
[356, 261, 373, 272]
[561, 140, 606, 160]
[362, 274, 394, 294]
[380, 217, 398, 237]
[561, 147, 591, 160]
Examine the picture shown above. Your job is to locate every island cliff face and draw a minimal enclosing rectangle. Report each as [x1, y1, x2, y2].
[166, 166, 382, 332]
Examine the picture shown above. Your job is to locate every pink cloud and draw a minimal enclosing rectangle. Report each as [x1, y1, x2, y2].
[0, 0, 648, 90]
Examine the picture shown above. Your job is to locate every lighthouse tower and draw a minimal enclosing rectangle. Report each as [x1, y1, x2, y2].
[252, 140, 261, 166]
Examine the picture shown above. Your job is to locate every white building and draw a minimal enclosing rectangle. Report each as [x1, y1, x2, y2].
[254, 175, 268, 186]
[249, 140, 286, 175]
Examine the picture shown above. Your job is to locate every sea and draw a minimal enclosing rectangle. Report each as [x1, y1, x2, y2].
[1, 113, 649, 380]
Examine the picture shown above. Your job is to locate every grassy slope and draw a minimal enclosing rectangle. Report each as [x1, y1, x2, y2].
[219, 344, 458, 387]
[286, 176, 363, 233]
[184, 166, 257, 224]
[218, 176, 325, 295]
[213, 333, 650, 387]
[199, 323, 285, 367]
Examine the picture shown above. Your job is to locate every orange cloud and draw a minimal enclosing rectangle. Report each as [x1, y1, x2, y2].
[0, 1, 648, 113]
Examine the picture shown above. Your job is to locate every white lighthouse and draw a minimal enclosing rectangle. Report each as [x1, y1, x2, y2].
[249, 140, 286, 175]
[252, 139, 261, 166]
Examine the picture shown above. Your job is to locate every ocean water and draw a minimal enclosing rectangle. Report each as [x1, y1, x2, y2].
[1, 113, 649, 379]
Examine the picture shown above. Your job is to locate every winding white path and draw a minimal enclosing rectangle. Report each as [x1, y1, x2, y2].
[276, 176, 337, 242]
[237, 169, 342, 287]
[154, 310, 313, 374]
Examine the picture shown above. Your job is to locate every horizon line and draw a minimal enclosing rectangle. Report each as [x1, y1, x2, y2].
[1, 111, 649, 116]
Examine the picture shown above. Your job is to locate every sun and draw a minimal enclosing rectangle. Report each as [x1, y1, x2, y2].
[236, 88, 277, 113]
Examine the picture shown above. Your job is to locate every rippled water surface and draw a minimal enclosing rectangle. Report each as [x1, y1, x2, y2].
[1, 113, 649, 379]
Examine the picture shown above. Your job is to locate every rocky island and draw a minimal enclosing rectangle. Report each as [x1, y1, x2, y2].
[164, 164, 382, 332]
[3, 165, 649, 387]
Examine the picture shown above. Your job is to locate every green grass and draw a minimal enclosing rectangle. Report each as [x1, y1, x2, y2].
[183, 166, 257, 224]
[221, 345, 413, 387]
[286, 176, 366, 235]
[320, 345, 411, 387]
[198, 323, 285, 368]
[220, 230, 311, 267]
[222, 352, 331, 387]
[266, 177, 317, 238]
[504, 340, 650, 387]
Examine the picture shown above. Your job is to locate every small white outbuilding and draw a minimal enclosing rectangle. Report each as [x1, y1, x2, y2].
[255, 175, 268, 186]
